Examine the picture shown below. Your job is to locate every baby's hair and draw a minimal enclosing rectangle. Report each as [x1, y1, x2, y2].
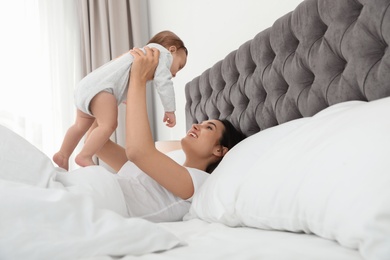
[148, 30, 188, 56]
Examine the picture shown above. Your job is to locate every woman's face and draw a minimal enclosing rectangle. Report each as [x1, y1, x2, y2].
[181, 120, 225, 157]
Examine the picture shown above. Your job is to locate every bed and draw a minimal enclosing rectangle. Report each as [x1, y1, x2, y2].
[1, 0, 390, 259]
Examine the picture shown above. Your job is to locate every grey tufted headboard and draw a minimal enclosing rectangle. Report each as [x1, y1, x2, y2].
[185, 0, 390, 137]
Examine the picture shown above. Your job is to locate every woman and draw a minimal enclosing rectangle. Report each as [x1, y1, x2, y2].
[93, 47, 246, 222]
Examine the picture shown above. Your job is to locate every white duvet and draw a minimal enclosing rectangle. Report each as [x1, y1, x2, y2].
[0, 125, 183, 259]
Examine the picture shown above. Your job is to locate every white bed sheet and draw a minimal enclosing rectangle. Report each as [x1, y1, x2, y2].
[0, 125, 184, 259]
[120, 219, 363, 260]
[0, 125, 366, 260]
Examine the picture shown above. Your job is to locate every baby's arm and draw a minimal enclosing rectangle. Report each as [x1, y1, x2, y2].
[152, 49, 176, 127]
[163, 111, 176, 127]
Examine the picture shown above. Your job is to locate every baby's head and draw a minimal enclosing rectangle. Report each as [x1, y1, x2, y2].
[148, 31, 188, 77]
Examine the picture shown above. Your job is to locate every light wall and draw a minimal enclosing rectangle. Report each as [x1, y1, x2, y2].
[147, 0, 303, 141]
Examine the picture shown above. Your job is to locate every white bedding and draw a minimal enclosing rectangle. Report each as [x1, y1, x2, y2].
[0, 125, 183, 259]
[184, 97, 390, 260]
[1, 98, 390, 259]
[132, 219, 363, 260]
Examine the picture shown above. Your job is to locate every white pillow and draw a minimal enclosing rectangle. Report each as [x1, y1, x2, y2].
[185, 116, 311, 225]
[185, 97, 390, 259]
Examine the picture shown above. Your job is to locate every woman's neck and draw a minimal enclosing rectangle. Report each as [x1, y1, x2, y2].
[183, 157, 209, 172]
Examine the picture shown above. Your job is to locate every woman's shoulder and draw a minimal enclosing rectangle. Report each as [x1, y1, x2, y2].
[184, 167, 209, 201]
[185, 167, 209, 184]
[185, 167, 209, 176]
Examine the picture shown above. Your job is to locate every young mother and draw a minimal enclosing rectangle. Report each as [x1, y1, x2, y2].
[93, 47, 246, 222]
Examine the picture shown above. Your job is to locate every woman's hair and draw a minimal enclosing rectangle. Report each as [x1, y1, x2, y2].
[206, 119, 246, 173]
[148, 30, 188, 56]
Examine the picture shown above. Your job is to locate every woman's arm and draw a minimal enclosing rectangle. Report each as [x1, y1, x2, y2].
[86, 120, 128, 172]
[95, 139, 128, 172]
[125, 47, 194, 200]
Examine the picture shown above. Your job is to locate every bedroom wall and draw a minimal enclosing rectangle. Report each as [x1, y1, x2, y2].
[147, 0, 303, 141]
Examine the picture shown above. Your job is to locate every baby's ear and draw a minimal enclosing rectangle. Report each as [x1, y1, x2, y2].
[168, 46, 177, 53]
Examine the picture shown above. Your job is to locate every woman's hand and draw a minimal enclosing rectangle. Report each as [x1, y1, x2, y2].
[129, 47, 160, 83]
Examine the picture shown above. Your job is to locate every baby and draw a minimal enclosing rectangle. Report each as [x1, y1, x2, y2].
[53, 30, 188, 170]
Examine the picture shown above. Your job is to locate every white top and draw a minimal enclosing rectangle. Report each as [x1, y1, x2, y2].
[115, 161, 209, 222]
[74, 43, 175, 116]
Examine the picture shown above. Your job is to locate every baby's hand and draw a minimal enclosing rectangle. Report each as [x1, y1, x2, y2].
[163, 111, 176, 127]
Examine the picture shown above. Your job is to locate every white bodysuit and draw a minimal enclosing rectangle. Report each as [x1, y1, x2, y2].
[74, 43, 175, 116]
[115, 161, 209, 222]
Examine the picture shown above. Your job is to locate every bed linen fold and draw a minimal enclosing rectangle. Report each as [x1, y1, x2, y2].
[0, 125, 184, 259]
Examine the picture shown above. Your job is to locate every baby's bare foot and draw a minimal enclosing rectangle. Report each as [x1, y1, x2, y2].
[53, 152, 69, 171]
[75, 154, 95, 168]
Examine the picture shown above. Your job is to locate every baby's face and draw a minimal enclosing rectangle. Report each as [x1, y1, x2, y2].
[170, 48, 187, 77]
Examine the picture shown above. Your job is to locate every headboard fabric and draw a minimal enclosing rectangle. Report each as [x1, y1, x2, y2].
[185, 0, 390, 136]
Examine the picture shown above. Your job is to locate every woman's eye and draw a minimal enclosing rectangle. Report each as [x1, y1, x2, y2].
[207, 126, 213, 130]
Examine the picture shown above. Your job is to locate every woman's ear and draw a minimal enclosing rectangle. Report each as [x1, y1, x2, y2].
[168, 46, 177, 53]
[213, 146, 228, 158]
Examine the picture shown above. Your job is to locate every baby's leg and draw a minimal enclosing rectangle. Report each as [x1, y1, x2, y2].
[53, 109, 95, 170]
[75, 92, 118, 167]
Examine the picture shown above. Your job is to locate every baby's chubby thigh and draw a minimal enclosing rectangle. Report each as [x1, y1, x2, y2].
[89, 90, 119, 133]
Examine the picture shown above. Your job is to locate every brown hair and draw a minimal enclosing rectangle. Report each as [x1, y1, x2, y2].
[206, 119, 246, 173]
[147, 30, 188, 56]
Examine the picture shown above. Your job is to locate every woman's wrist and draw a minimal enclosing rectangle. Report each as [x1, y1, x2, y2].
[129, 76, 148, 89]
